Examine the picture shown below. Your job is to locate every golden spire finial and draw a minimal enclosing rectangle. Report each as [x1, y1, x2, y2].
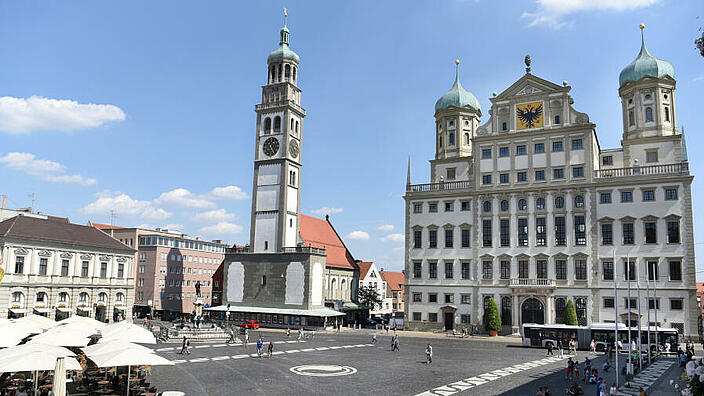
[455, 59, 460, 65]
[640, 23, 645, 30]
[284, 8, 288, 25]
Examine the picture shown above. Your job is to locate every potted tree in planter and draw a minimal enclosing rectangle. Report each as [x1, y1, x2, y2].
[564, 300, 578, 326]
[485, 298, 502, 336]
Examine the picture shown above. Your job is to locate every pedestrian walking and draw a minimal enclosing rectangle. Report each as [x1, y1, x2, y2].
[372, 334, 377, 344]
[267, 341, 273, 358]
[546, 342, 554, 356]
[180, 336, 188, 354]
[590, 339, 596, 354]
[298, 327, 303, 341]
[257, 338, 263, 358]
[227, 327, 236, 344]
[311, 329, 316, 339]
[425, 343, 433, 364]
[143, 317, 148, 327]
[609, 383, 617, 395]
[574, 359, 580, 380]
[558, 340, 564, 358]
[245, 329, 250, 347]
[286, 327, 290, 337]
[393, 335, 399, 351]
[566, 357, 574, 380]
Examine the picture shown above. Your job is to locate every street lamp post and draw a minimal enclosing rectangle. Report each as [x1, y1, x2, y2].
[646, 267, 652, 365]
[613, 250, 619, 388]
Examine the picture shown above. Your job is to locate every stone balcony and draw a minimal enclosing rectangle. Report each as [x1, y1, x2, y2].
[593, 161, 689, 179]
[508, 278, 556, 289]
[406, 180, 473, 193]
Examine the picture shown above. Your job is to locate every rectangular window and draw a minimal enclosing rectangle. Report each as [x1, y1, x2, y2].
[537, 260, 547, 279]
[445, 202, 454, 212]
[428, 230, 437, 248]
[645, 222, 657, 243]
[572, 167, 584, 178]
[603, 261, 614, 281]
[536, 217, 546, 246]
[428, 293, 437, 303]
[665, 188, 678, 200]
[413, 230, 422, 248]
[482, 219, 492, 247]
[670, 299, 683, 310]
[646, 150, 658, 163]
[518, 260, 529, 279]
[623, 223, 634, 245]
[446, 168, 456, 180]
[39, 258, 48, 276]
[571, 138, 583, 150]
[552, 141, 564, 152]
[648, 299, 660, 309]
[500, 260, 511, 279]
[517, 172, 527, 182]
[499, 147, 509, 157]
[61, 259, 69, 276]
[460, 201, 470, 211]
[575, 260, 587, 280]
[481, 149, 492, 159]
[601, 223, 613, 245]
[555, 260, 567, 280]
[669, 260, 682, 281]
[600, 192, 612, 203]
[647, 261, 659, 281]
[500, 219, 510, 247]
[516, 145, 527, 155]
[81, 261, 89, 277]
[428, 313, 438, 322]
[14, 256, 24, 274]
[602, 156, 613, 165]
[461, 262, 470, 280]
[500, 173, 509, 184]
[461, 295, 471, 304]
[444, 229, 453, 248]
[667, 221, 680, 244]
[461, 229, 470, 248]
[444, 294, 454, 304]
[624, 298, 637, 309]
[482, 261, 493, 280]
[482, 175, 492, 185]
[534, 143, 545, 153]
[428, 262, 437, 279]
[412, 293, 422, 303]
[574, 215, 586, 245]
[518, 218, 528, 246]
[553, 168, 564, 179]
[621, 191, 633, 202]
[555, 216, 566, 246]
[535, 170, 545, 181]
[117, 263, 124, 278]
[100, 262, 107, 278]
[445, 262, 454, 279]
[643, 190, 655, 201]
[603, 298, 615, 308]
[624, 260, 636, 281]
[413, 262, 422, 279]
[428, 203, 438, 213]
[413, 204, 422, 213]
[412, 312, 422, 321]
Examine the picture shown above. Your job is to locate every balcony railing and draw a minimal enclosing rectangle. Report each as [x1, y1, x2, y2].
[280, 246, 327, 255]
[406, 180, 473, 193]
[594, 161, 688, 179]
[508, 278, 556, 288]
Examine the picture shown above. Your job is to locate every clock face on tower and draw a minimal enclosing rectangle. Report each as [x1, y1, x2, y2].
[289, 140, 299, 158]
[263, 137, 279, 156]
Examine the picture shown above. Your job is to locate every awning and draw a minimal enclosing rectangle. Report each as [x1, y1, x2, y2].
[56, 307, 71, 313]
[206, 305, 345, 317]
[33, 307, 50, 313]
[114, 306, 125, 311]
[77, 306, 90, 312]
[9, 308, 26, 314]
[340, 301, 369, 311]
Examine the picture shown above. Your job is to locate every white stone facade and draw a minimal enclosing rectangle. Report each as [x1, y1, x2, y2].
[358, 262, 392, 316]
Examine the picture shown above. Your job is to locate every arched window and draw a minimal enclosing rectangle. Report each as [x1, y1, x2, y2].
[270, 66, 275, 83]
[464, 133, 470, 145]
[502, 122, 507, 131]
[79, 292, 89, 303]
[264, 118, 272, 134]
[575, 298, 587, 326]
[645, 107, 653, 122]
[483, 201, 492, 213]
[439, 136, 443, 148]
[285, 64, 291, 79]
[628, 110, 635, 126]
[536, 197, 545, 210]
[11, 291, 23, 304]
[290, 118, 294, 131]
[341, 279, 347, 300]
[262, 275, 267, 286]
[331, 278, 336, 299]
[554, 196, 565, 209]
[295, 121, 299, 134]
[58, 292, 69, 303]
[554, 115, 561, 124]
[98, 292, 107, 302]
[36, 292, 47, 303]
[274, 116, 281, 132]
[574, 195, 584, 208]
[277, 64, 282, 81]
[116, 292, 124, 303]
[555, 298, 566, 324]
[501, 296, 512, 326]
[293, 67, 297, 82]
[518, 199, 527, 210]
[290, 219, 293, 228]
[665, 107, 670, 122]
[500, 200, 509, 212]
[264, 241, 269, 250]
[449, 133, 455, 146]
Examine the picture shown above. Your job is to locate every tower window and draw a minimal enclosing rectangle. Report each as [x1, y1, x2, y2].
[449, 133, 455, 146]
[290, 118, 294, 131]
[439, 136, 443, 148]
[645, 107, 653, 122]
[449, 121, 454, 127]
[464, 133, 470, 145]
[293, 67, 297, 82]
[290, 219, 293, 228]
[554, 115, 560, 124]
[264, 118, 272, 133]
[277, 64, 282, 80]
[502, 122, 507, 131]
[644, 94, 651, 100]
[628, 110, 635, 126]
[264, 241, 269, 250]
[295, 121, 299, 135]
[285, 64, 291, 79]
[665, 107, 670, 122]
[270, 66, 276, 83]
[274, 116, 281, 132]
[289, 170, 296, 186]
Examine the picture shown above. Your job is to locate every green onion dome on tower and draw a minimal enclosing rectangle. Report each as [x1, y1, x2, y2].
[268, 20, 300, 63]
[619, 25, 674, 88]
[435, 60, 480, 112]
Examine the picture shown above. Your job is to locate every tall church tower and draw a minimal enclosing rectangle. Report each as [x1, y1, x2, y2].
[250, 10, 305, 253]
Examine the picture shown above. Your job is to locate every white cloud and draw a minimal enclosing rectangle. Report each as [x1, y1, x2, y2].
[0, 152, 97, 186]
[346, 231, 370, 241]
[694, 75, 704, 82]
[310, 207, 344, 216]
[380, 233, 405, 243]
[0, 96, 125, 134]
[192, 209, 236, 222]
[154, 188, 216, 209]
[522, 0, 660, 29]
[163, 223, 185, 230]
[199, 222, 243, 235]
[81, 191, 172, 220]
[209, 186, 248, 200]
[378, 224, 394, 232]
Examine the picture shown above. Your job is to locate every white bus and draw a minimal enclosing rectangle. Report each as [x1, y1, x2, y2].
[522, 323, 679, 352]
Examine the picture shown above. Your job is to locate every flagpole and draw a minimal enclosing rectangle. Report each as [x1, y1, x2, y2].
[646, 263, 652, 365]
[627, 255, 632, 382]
[653, 262, 659, 358]
[613, 250, 619, 388]
[637, 259, 642, 372]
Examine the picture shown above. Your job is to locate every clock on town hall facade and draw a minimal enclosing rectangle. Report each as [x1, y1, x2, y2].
[263, 137, 280, 156]
[516, 101, 544, 130]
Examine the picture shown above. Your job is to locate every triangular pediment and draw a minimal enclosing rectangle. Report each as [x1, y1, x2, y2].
[493, 73, 568, 102]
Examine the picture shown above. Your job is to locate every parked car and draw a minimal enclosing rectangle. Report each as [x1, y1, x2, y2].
[239, 320, 260, 329]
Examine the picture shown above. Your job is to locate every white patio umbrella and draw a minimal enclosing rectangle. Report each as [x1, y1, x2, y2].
[16, 314, 60, 331]
[88, 349, 174, 396]
[52, 357, 67, 396]
[99, 321, 156, 344]
[28, 326, 93, 347]
[0, 343, 75, 361]
[0, 323, 34, 348]
[57, 315, 106, 332]
[83, 340, 154, 357]
[0, 351, 82, 372]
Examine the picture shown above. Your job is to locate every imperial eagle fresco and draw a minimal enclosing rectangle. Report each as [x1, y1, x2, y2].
[516, 101, 544, 130]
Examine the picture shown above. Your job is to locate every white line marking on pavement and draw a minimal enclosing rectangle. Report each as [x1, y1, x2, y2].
[273, 341, 286, 344]
[212, 344, 226, 348]
[286, 349, 300, 354]
[155, 347, 174, 352]
[194, 345, 210, 349]
[189, 358, 210, 363]
[315, 347, 329, 351]
[301, 348, 315, 352]
[232, 354, 249, 359]
[249, 354, 259, 357]
[342, 345, 355, 348]
[329, 346, 342, 349]
[272, 351, 285, 355]
[211, 356, 230, 361]
[172, 359, 186, 364]
[286, 341, 298, 344]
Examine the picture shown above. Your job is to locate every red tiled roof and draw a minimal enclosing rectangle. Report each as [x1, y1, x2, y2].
[380, 271, 404, 291]
[697, 282, 704, 294]
[357, 261, 374, 279]
[90, 222, 125, 230]
[299, 214, 357, 270]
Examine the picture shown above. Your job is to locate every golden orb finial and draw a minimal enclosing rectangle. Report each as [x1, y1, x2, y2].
[640, 23, 645, 30]
[455, 59, 460, 65]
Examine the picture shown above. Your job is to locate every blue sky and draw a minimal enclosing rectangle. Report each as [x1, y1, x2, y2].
[0, 1, 702, 273]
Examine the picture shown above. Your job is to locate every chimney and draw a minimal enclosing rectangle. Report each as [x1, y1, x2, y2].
[325, 214, 329, 221]
[1, 195, 5, 209]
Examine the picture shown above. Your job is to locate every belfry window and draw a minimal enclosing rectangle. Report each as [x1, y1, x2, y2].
[293, 67, 297, 82]
[449, 133, 455, 146]
[645, 107, 653, 122]
[464, 133, 470, 145]
[295, 121, 299, 134]
[270, 66, 276, 83]
[274, 116, 281, 132]
[628, 111, 635, 126]
[277, 64, 282, 80]
[285, 64, 291, 79]
[290, 118, 294, 131]
[264, 118, 272, 134]
[665, 107, 670, 122]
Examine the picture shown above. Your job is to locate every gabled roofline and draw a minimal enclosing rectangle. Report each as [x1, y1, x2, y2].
[325, 215, 359, 270]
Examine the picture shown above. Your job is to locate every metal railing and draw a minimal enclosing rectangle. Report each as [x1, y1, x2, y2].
[406, 180, 473, 193]
[594, 162, 688, 179]
[508, 278, 556, 287]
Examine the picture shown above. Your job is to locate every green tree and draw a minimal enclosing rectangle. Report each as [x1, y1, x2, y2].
[357, 284, 383, 311]
[484, 298, 502, 332]
[564, 300, 578, 326]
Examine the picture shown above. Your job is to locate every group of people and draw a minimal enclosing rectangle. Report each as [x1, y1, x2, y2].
[256, 338, 275, 358]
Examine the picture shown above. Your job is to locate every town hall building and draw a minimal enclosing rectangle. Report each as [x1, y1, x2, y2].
[404, 26, 697, 337]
